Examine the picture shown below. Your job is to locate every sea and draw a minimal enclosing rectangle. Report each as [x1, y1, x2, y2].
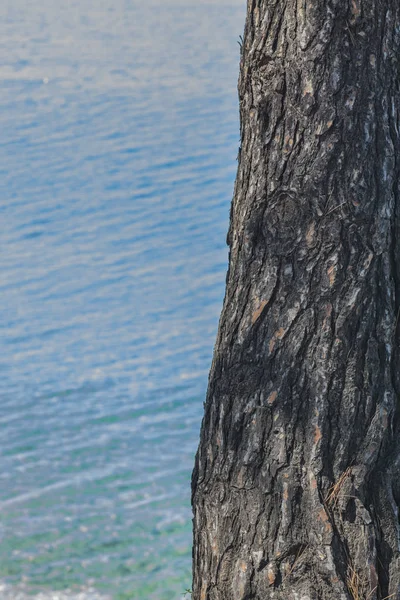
[0, 1, 245, 598]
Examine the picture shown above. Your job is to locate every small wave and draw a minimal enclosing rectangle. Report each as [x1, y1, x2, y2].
[0, 464, 119, 508]
[0, 582, 111, 600]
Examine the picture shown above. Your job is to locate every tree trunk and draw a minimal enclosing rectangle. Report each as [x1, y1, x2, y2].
[192, 1, 400, 599]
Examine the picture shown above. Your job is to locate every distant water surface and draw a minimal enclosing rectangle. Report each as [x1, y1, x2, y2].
[0, 1, 245, 598]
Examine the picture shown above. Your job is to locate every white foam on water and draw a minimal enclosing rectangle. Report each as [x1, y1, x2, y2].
[0, 582, 111, 600]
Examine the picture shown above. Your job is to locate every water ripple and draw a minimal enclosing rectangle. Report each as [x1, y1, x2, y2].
[0, 0, 245, 598]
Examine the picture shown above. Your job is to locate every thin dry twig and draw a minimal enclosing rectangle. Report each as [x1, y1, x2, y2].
[325, 467, 352, 509]
[347, 562, 363, 600]
[282, 545, 308, 582]
[326, 201, 347, 216]
[346, 20, 356, 45]
[324, 188, 335, 214]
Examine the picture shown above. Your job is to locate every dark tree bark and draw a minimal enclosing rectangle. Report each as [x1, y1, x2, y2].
[192, 1, 400, 599]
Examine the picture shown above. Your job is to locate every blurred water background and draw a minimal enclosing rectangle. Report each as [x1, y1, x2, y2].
[0, 0, 245, 598]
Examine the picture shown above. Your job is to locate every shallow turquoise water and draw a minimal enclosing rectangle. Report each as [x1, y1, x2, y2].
[0, 1, 245, 598]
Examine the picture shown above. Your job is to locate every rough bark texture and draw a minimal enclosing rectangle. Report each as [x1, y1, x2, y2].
[192, 1, 400, 599]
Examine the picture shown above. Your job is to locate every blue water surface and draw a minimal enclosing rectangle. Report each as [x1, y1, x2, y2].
[0, 1, 245, 599]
